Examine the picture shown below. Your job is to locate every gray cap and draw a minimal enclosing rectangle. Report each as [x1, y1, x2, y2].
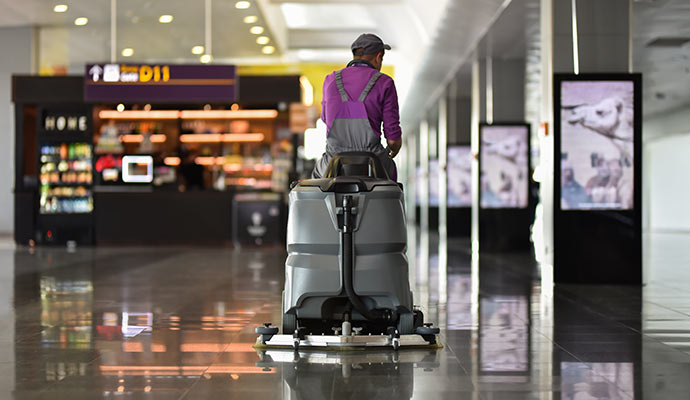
[351, 33, 391, 55]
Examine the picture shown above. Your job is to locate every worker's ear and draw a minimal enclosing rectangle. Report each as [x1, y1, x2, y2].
[376, 52, 384, 70]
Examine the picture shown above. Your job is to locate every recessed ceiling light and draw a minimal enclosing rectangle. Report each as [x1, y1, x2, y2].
[53, 4, 68, 13]
[235, 1, 251, 9]
[121, 48, 134, 57]
[243, 15, 258, 24]
[262, 45, 275, 55]
[191, 45, 205, 55]
[117, 104, 125, 112]
[200, 54, 212, 64]
[74, 17, 88, 26]
[256, 36, 270, 45]
[159, 15, 173, 23]
[250, 26, 264, 35]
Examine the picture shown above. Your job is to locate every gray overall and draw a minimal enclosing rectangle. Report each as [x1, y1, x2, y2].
[312, 70, 396, 180]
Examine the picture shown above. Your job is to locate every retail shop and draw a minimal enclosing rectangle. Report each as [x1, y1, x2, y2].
[13, 65, 309, 245]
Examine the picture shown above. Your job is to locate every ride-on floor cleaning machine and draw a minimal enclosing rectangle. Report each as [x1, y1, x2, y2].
[255, 152, 440, 350]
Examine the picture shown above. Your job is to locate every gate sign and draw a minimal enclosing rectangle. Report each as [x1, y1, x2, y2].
[84, 64, 237, 103]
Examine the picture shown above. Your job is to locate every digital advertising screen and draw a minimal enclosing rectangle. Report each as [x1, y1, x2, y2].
[447, 146, 472, 208]
[480, 125, 529, 209]
[416, 148, 472, 208]
[416, 162, 440, 206]
[559, 79, 636, 210]
[480, 296, 529, 373]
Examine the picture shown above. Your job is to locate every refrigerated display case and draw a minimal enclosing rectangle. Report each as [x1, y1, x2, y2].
[35, 106, 94, 244]
[39, 143, 93, 214]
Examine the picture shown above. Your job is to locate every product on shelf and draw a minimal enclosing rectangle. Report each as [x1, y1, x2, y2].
[38, 142, 94, 214]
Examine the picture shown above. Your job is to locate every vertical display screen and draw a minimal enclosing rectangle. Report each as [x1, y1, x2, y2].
[417, 146, 472, 208]
[480, 125, 529, 209]
[560, 80, 635, 210]
[447, 146, 472, 208]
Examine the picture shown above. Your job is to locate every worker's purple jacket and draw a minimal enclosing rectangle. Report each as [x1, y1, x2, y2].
[320, 64, 402, 141]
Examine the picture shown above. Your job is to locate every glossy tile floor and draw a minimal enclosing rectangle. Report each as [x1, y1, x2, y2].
[1, 232, 690, 399]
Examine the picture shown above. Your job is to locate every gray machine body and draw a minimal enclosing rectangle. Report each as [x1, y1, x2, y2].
[284, 181, 413, 322]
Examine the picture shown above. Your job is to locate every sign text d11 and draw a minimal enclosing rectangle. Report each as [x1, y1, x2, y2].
[84, 63, 237, 103]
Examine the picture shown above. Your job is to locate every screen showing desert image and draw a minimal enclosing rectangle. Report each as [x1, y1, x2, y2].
[560, 80, 634, 210]
[480, 125, 529, 209]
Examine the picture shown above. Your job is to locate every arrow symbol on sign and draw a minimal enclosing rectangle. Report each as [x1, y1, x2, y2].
[89, 65, 103, 82]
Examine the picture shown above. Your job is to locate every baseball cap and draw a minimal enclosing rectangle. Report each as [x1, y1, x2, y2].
[351, 33, 391, 55]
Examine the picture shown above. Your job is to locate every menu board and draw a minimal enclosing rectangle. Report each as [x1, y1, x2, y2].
[559, 80, 635, 210]
[480, 125, 529, 209]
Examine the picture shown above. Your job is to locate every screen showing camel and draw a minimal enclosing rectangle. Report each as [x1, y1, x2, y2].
[560, 80, 634, 210]
[480, 125, 529, 209]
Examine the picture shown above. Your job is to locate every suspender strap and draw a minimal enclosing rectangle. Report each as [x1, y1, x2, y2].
[334, 70, 348, 102]
[358, 72, 382, 102]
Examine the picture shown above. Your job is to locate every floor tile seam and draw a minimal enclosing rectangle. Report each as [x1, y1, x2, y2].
[552, 292, 644, 336]
[438, 333, 474, 379]
[178, 308, 279, 399]
[11, 252, 190, 313]
[643, 299, 690, 319]
[545, 336, 639, 396]
[638, 332, 690, 359]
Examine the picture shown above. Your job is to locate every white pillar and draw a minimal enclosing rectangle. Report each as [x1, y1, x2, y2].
[437, 93, 448, 304]
[419, 119, 430, 286]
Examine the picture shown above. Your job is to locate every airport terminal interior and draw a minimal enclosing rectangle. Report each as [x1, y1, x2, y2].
[2, 0, 690, 398]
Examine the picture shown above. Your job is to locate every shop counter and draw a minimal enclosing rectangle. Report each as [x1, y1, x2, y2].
[94, 191, 237, 244]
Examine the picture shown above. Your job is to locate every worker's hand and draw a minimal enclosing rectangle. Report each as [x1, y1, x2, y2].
[387, 139, 402, 158]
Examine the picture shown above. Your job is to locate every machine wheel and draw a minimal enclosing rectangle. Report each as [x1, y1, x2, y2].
[283, 313, 297, 334]
[397, 312, 415, 335]
[282, 290, 297, 334]
[413, 309, 424, 329]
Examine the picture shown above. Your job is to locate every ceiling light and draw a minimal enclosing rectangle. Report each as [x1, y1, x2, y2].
[121, 48, 134, 57]
[243, 15, 258, 24]
[53, 4, 68, 13]
[262, 45, 275, 55]
[117, 104, 125, 112]
[235, 1, 251, 9]
[74, 17, 88, 26]
[200, 54, 212, 64]
[158, 15, 173, 23]
[256, 36, 270, 45]
[191, 45, 205, 55]
[249, 26, 264, 35]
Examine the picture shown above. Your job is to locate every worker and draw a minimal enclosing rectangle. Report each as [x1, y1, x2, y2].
[313, 33, 402, 180]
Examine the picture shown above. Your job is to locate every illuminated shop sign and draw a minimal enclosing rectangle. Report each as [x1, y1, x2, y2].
[84, 64, 237, 103]
[43, 114, 88, 132]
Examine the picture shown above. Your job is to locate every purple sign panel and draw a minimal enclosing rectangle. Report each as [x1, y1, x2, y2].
[84, 64, 237, 103]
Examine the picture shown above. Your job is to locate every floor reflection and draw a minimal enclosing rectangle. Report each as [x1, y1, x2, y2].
[257, 349, 439, 400]
[9, 232, 690, 399]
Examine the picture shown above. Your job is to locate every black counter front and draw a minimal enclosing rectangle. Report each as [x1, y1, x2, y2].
[94, 191, 235, 244]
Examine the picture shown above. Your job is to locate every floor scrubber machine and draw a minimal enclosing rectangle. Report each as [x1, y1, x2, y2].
[255, 152, 440, 350]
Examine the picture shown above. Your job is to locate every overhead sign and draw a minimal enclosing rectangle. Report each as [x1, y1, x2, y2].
[84, 64, 237, 103]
